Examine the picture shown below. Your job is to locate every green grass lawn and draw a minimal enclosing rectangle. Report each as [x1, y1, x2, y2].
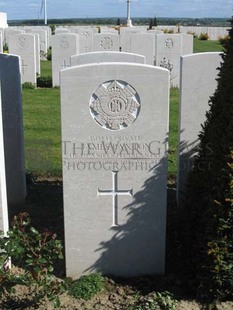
[24, 37, 222, 178]
[193, 38, 224, 53]
[22, 88, 62, 176]
[40, 60, 52, 77]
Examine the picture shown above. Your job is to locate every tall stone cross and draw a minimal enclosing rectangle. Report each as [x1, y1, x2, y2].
[126, 0, 133, 27]
[98, 171, 133, 227]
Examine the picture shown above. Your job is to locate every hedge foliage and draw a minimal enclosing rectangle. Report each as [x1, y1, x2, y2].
[181, 17, 233, 300]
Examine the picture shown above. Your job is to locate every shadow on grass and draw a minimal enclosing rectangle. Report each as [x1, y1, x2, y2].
[9, 174, 65, 278]
[8, 171, 194, 299]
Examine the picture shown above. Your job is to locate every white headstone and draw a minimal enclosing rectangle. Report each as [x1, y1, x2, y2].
[33, 29, 48, 58]
[70, 51, 146, 66]
[61, 62, 169, 278]
[177, 52, 222, 204]
[155, 34, 182, 87]
[9, 34, 37, 84]
[0, 12, 8, 29]
[101, 28, 118, 34]
[130, 33, 155, 65]
[0, 53, 26, 207]
[51, 33, 79, 87]
[181, 34, 193, 55]
[5, 28, 24, 45]
[55, 28, 70, 35]
[93, 34, 119, 52]
[120, 27, 147, 52]
[78, 29, 93, 53]
[34, 33, 41, 75]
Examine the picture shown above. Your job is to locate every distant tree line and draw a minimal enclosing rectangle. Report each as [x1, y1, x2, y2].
[8, 17, 230, 27]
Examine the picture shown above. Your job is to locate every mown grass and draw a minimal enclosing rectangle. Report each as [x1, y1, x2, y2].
[22, 87, 62, 176]
[24, 36, 222, 177]
[193, 38, 224, 53]
[40, 60, 52, 77]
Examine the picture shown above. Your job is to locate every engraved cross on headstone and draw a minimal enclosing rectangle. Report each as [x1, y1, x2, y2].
[83, 44, 89, 53]
[61, 60, 70, 69]
[21, 60, 27, 75]
[98, 171, 133, 227]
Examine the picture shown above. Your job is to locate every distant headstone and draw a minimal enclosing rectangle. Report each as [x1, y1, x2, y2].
[0, 12, 8, 29]
[34, 33, 41, 75]
[0, 53, 26, 207]
[120, 27, 147, 52]
[78, 29, 93, 53]
[55, 28, 70, 35]
[130, 33, 155, 65]
[33, 29, 48, 59]
[61, 63, 169, 278]
[147, 30, 164, 35]
[93, 34, 119, 52]
[155, 34, 182, 87]
[70, 51, 145, 66]
[8, 34, 37, 84]
[101, 28, 118, 34]
[5, 28, 24, 45]
[181, 34, 193, 55]
[177, 52, 221, 204]
[51, 33, 79, 87]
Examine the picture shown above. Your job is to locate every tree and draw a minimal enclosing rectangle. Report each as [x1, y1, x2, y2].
[149, 19, 153, 30]
[182, 17, 233, 300]
[116, 18, 121, 26]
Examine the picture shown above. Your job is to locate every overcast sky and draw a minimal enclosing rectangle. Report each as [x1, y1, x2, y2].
[0, 0, 232, 20]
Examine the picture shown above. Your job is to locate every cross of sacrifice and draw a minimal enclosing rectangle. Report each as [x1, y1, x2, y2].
[98, 171, 133, 227]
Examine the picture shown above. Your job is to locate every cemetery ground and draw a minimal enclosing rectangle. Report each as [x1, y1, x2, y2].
[1, 38, 232, 309]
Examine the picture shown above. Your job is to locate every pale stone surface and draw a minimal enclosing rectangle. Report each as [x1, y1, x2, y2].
[70, 51, 145, 66]
[181, 33, 193, 55]
[0, 53, 26, 207]
[51, 33, 79, 86]
[177, 52, 222, 204]
[101, 28, 118, 34]
[130, 33, 155, 65]
[155, 34, 182, 87]
[78, 28, 93, 53]
[93, 34, 119, 52]
[55, 28, 70, 35]
[147, 30, 164, 35]
[0, 12, 8, 29]
[33, 29, 48, 57]
[179, 26, 228, 40]
[61, 62, 169, 278]
[8, 34, 36, 84]
[34, 33, 41, 75]
[5, 29, 24, 44]
[120, 27, 147, 52]
[0, 86, 8, 234]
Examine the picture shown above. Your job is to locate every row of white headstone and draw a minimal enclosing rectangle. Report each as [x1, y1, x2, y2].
[5, 30, 193, 87]
[51, 32, 193, 87]
[0, 49, 221, 279]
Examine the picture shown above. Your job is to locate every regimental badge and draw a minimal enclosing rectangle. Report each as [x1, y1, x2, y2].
[90, 80, 140, 131]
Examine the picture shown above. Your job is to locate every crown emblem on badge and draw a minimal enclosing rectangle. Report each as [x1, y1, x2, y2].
[90, 80, 140, 131]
